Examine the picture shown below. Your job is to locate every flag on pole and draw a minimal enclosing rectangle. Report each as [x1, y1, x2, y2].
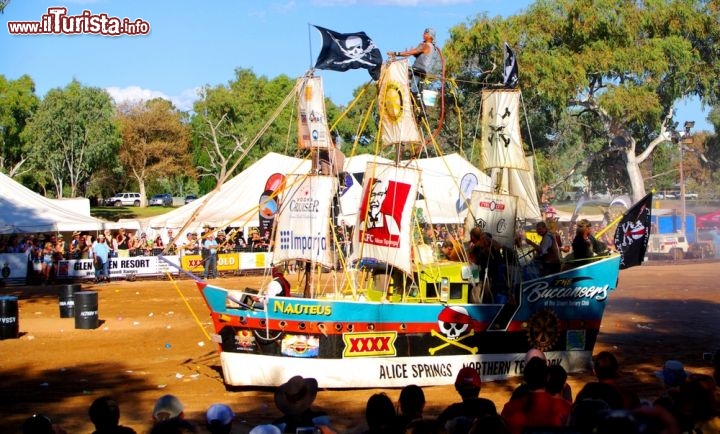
[502, 42, 519, 88]
[313, 25, 383, 80]
[613, 193, 653, 269]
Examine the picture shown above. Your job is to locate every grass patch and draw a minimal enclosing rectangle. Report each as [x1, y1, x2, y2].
[91, 206, 175, 222]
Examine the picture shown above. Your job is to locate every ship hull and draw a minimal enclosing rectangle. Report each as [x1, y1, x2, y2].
[198, 255, 621, 388]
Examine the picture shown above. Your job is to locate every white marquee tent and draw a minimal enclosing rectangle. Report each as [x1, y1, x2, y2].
[0, 172, 108, 234]
[143, 152, 493, 239]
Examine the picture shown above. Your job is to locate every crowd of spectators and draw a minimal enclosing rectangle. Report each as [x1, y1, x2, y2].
[19, 349, 720, 434]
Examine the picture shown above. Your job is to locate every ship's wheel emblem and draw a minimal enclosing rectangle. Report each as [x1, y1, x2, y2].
[525, 309, 561, 351]
[430, 306, 479, 355]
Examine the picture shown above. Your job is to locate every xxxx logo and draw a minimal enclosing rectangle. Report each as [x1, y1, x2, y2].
[343, 331, 397, 357]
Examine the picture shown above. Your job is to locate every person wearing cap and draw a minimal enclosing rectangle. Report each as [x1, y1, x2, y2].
[272, 375, 331, 433]
[92, 233, 111, 283]
[206, 403, 234, 434]
[437, 367, 496, 428]
[387, 28, 438, 101]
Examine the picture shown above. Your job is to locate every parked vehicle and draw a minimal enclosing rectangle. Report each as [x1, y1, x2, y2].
[647, 233, 690, 260]
[106, 192, 142, 207]
[149, 193, 173, 207]
[184, 195, 198, 204]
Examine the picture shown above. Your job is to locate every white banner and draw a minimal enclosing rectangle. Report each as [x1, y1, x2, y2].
[354, 163, 420, 274]
[273, 174, 337, 268]
[465, 191, 518, 248]
[378, 59, 422, 146]
[56, 256, 182, 279]
[480, 89, 529, 171]
[297, 76, 332, 149]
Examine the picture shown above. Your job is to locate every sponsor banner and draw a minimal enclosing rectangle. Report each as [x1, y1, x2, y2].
[273, 174, 337, 268]
[0, 253, 29, 285]
[297, 76, 332, 149]
[181, 253, 241, 272]
[465, 191, 517, 248]
[238, 252, 272, 270]
[56, 255, 181, 280]
[219, 350, 592, 388]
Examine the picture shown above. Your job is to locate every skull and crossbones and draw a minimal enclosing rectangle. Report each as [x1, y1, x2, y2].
[330, 35, 377, 67]
[429, 306, 479, 355]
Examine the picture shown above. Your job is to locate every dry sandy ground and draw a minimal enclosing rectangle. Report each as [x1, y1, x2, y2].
[1, 261, 719, 434]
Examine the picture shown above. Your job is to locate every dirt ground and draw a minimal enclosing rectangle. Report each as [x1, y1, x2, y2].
[1, 261, 719, 434]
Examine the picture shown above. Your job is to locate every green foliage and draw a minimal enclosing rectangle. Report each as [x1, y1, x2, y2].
[21, 80, 120, 198]
[442, 0, 720, 200]
[0, 74, 39, 176]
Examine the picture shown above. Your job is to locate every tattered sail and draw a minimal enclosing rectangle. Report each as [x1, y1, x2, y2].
[377, 59, 422, 146]
[272, 174, 338, 269]
[297, 76, 333, 149]
[464, 191, 518, 248]
[480, 89, 529, 171]
[353, 163, 420, 274]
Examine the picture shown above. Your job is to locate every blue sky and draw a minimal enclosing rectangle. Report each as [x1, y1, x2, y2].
[2, 0, 712, 132]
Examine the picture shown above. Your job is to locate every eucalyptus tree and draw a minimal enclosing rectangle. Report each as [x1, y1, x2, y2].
[445, 0, 720, 202]
[116, 98, 192, 207]
[22, 80, 120, 198]
[190, 68, 297, 187]
[0, 74, 39, 177]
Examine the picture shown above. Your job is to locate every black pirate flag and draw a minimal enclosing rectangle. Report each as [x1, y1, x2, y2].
[313, 25, 383, 80]
[614, 193, 652, 269]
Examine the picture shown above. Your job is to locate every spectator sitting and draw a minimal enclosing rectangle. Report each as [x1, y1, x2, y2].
[22, 414, 67, 434]
[249, 425, 282, 434]
[593, 351, 640, 410]
[149, 417, 196, 434]
[396, 384, 426, 430]
[361, 392, 398, 434]
[546, 364, 572, 403]
[152, 394, 184, 423]
[500, 356, 571, 434]
[272, 375, 330, 433]
[437, 367, 497, 428]
[206, 403, 234, 434]
[88, 396, 136, 434]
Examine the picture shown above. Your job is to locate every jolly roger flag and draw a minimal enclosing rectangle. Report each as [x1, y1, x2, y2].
[614, 193, 653, 269]
[502, 42, 519, 89]
[313, 25, 383, 80]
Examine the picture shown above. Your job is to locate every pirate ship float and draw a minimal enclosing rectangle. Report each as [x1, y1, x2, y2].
[194, 31, 637, 388]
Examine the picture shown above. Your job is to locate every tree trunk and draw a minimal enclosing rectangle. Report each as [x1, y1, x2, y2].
[624, 148, 646, 203]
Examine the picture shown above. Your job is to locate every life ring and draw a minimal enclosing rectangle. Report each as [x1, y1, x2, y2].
[525, 309, 561, 351]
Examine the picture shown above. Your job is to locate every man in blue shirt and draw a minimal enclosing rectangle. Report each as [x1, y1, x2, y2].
[203, 231, 219, 279]
[92, 233, 111, 283]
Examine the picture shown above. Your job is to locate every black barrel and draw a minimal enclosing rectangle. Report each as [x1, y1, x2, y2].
[0, 295, 19, 340]
[74, 291, 98, 330]
[58, 283, 82, 318]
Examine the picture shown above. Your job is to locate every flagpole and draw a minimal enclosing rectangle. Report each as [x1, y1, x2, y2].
[307, 23, 314, 71]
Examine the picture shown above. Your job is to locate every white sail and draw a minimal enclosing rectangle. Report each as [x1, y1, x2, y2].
[377, 59, 422, 146]
[508, 157, 542, 221]
[272, 174, 338, 268]
[480, 89, 530, 171]
[353, 163, 421, 274]
[297, 76, 333, 149]
[464, 190, 518, 248]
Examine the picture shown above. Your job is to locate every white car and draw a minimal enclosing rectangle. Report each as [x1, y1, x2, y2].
[106, 192, 142, 207]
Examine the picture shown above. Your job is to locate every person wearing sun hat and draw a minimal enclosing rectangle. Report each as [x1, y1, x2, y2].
[272, 375, 331, 433]
[152, 394, 185, 422]
[437, 367, 497, 427]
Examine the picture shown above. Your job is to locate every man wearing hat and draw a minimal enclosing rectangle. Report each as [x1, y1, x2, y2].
[387, 27, 438, 101]
[272, 375, 331, 433]
[202, 231, 219, 279]
[92, 233, 111, 283]
[437, 367, 497, 427]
